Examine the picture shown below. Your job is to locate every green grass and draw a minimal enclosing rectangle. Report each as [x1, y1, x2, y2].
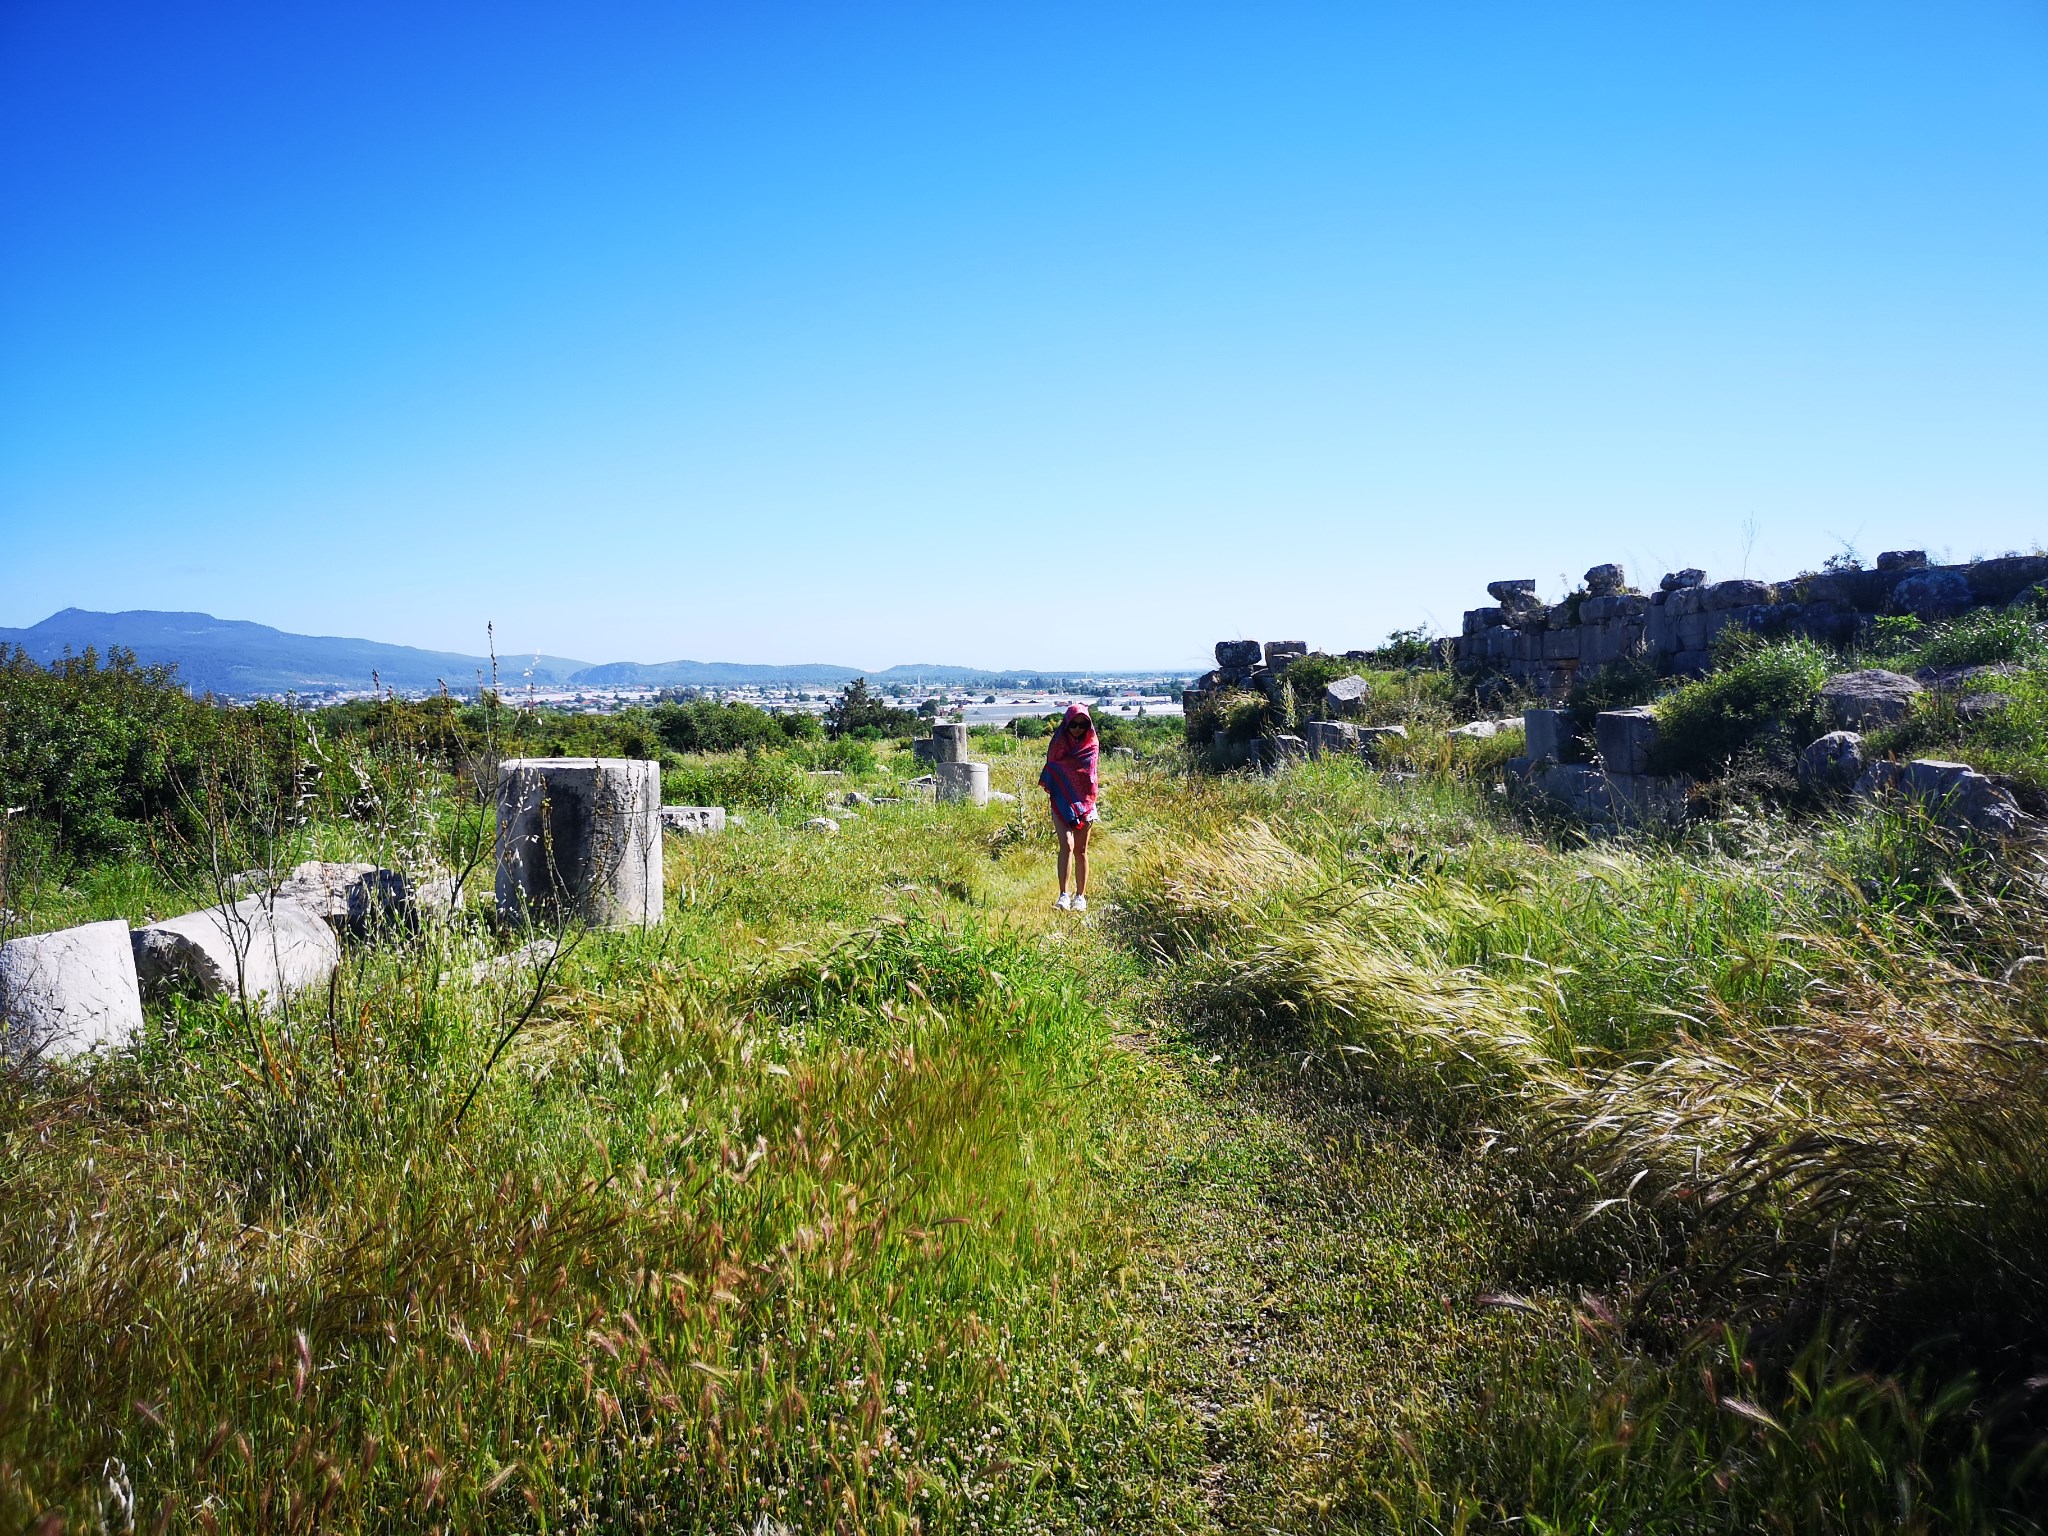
[1, 771, 1207, 1532]
[8, 731, 2048, 1532]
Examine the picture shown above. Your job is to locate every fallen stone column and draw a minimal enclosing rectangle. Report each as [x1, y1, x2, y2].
[496, 757, 663, 929]
[1, 920, 146, 1062]
[132, 898, 341, 1007]
[935, 761, 990, 806]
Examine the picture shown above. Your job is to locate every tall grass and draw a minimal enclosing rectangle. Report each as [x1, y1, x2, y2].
[1107, 758, 2048, 1520]
[0, 799, 1191, 1531]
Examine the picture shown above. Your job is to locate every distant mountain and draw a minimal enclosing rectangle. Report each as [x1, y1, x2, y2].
[0, 610, 1183, 696]
[0, 609, 589, 696]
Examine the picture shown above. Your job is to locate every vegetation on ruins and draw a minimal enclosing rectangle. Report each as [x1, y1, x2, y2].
[4, 618, 2048, 1531]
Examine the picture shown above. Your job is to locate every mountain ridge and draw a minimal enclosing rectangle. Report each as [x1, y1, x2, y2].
[0, 610, 1160, 695]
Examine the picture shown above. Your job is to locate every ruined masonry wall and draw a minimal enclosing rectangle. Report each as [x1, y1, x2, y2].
[1455, 551, 2048, 698]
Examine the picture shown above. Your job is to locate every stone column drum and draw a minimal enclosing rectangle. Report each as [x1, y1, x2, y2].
[496, 758, 663, 928]
[0, 920, 146, 1062]
[935, 761, 990, 806]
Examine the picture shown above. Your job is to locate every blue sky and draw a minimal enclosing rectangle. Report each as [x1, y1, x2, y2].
[2, 3, 2043, 671]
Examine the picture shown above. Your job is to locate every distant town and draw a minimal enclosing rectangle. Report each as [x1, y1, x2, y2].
[291, 676, 1192, 725]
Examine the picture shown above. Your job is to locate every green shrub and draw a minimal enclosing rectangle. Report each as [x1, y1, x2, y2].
[786, 735, 876, 775]
[1650, 640, 1830, 777]
[824, 678, 919, 739]
[1277, 654, 1363, 704]
[662, 747, 815, 812]
[1220, 691, 1272, 743]
[0, 647, 287, 867]
[651, 698, 785, 754]
[1918, 607, 2046, 670]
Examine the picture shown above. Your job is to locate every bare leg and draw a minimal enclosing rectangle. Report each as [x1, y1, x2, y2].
[1072, 820, 1091, 897]
[1056, 821, 1073, 893]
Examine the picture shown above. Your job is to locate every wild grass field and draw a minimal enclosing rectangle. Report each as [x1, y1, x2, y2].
[4, 645, 2048, 1532]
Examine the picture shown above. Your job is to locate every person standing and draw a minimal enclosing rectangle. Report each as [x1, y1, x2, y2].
[1040, 704, 1099, 911]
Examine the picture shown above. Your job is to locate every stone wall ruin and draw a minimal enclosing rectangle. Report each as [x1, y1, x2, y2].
[1456, 551, 2048, 697]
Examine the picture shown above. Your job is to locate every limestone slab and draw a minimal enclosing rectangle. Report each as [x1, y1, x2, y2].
[660, 805, 727, 836]
[0, 920, 145, 1061]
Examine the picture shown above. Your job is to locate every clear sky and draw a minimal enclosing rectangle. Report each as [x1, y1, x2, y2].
[2, 4, 2044, 672]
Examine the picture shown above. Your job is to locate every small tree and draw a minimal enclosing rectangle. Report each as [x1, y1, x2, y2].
[824, 678, 918, 740]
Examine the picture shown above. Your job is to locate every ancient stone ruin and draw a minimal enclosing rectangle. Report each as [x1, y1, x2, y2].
[1455, 551, 2048, 697]
[913, 721, 992, 806]
[495, 757, 664, 928]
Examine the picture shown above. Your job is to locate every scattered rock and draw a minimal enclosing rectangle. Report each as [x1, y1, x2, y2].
[1855, 758, 2034, 839]
[660, 805, 727, 836]
[1877, 549, 1927, 572]
[1322, 675, 1370, 716]
[1215, 639, 1263, 670]
[0, 920, 145, 1062]
[496, 758, 663, 930]
[132, 897, 341, 1007]
[935, 761, 990, 806]
[273, 859, 435, 940]
[1660, 568, 1707, 592]
[1303, 721, 1359, 759]
[988, 790, 1018, 804]
[1821, 669, 1923, 729]
[804, 817, 841, 835]
[1358, 724, 1409, 762]
[1486, 579, 1537, 603]
[1797, 731, 1866, 791]
[1263, 641, 1308, 668]
[1959, 693, 2012, 723]
[1273, 733, 1308, 762]
[465, 937, 560, 985]
[1584, 563, 1627, 596]
[1110, 746, 1137, 759]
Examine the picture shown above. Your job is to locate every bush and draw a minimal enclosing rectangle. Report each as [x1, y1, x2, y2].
[652, 699, 784, 755]
[1650, 640, 1830, 777]
[0, 647, 279, 866]
[791, 736, 876, 775]
[662, 748, 815, 812]
[1918, 607, 2046, 670]
[824, 679, 919, 740]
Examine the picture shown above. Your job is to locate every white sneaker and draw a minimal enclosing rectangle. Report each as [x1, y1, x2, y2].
[1071, 895, 1087, 913]
[1054, 892, 1073, 910]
